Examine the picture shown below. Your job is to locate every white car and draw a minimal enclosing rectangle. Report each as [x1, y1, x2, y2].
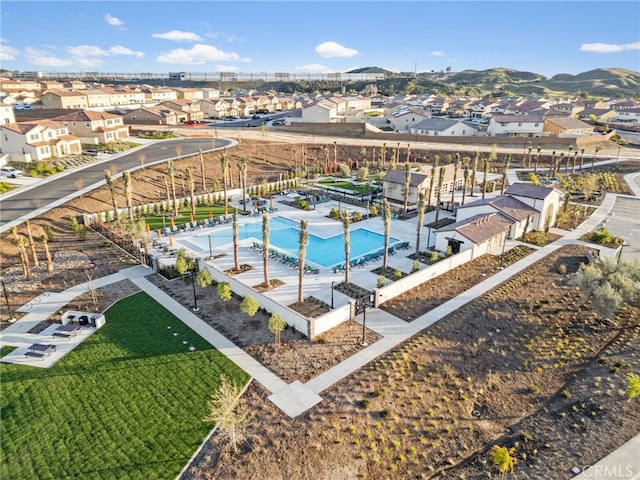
[0, 166, 24, 178]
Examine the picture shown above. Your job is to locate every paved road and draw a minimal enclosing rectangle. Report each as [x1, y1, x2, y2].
[0, 137, 232, 233]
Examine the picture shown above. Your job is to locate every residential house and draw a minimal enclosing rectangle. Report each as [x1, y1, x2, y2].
[504, 183, 563, 231]
[382, 163, 464, 207]
[122, 107, 180, 125]
[0, 105, 16, 125]
[174, 87, 204, 101]
[41, 90, 89, 109]
[487, 114, 544, 137]
[141, 87, 178, 104]
[411, 118, 477, 137]
[434, 213, 512, 255]
[196, 99, 230, 119]
[100, 86, 147, 109]
[543, 117, 595, 137]
[158, 99, 204, 122]
[39, 80, 66, 91]
[1, 120, 82, 161]
[201, 88, 221, 100]
[301, 98, 345, 122]
[53, 110, 130, 144]
[578, 108, 617, 124]
[390, 108, 430, 132]
[465, 98, 499, 118]
[614, 107, 640, 127]
[236, 96, 259, 117]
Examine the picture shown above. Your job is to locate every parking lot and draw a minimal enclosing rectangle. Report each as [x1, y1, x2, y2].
[601, 196, 640, 262]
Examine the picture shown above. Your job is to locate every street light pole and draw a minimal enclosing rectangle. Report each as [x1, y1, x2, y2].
[1, 279, 15, 322]
[331, 281, 335, 309]
[188, 272, 199, 312]
[208, 235, 213, 260]
[617, 242, 628, 268]
[359, 299, 368, 347]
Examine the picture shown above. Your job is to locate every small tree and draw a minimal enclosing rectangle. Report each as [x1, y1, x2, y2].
[41, 232, 54, 273]
[217, 281, 232, 302]
[202, 376, 251, 454]
[196, 268, 213, 289]
[175, 248, 195, 275]
[297, 219, 309, 304]
[268, 313, 286, 345]
[240, 296, 260, 317]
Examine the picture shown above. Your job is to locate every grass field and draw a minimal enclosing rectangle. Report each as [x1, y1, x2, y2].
[317, 179, 375, 194]
[143, 205, 231, 230]
[0, 292, 248, 480]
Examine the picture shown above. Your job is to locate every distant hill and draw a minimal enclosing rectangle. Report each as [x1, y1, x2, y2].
[341, 66, 639, 98]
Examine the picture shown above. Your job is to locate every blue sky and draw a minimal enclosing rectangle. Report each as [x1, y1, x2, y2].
[1, 1, 638, 78]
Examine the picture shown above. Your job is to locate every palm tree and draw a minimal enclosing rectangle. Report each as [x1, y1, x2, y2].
[572, 149, 579, 173]
[427, 155, 440, 210]
[162, 175, 171, 209]
[233, 209, 240, 271]
[380, 142, 387, 167]
[122, 170, 134, 224]
[41, 232, 53, 273]
[500, 153, 511, 194]
[104, 169, 119, 222]
[382, 199, 391, 272]
[579, 148, 586, 170]
[591, 147, 600, 168]
[451, 153, 460, 204]
[25, 220, 39, 267]
[333, 141, 338, 170]
[262, 214, 271, 288]
[481, 157, 489, 200]
[403, 162, 411, 213]
[220, 152, 230, 215]
[526, 143, 533, 168]
[567, 145, 574, 172]
[548, 150, 557, 177]
[238, 156, 248, 212]
[462, 157, 470, 205]
[167, 160, 179, 216]
[470, 152, 479, 197]
[323, 144, 329, 170]
[341, 210, 351, 284]
[15, 236, 32, 279]
[534, 147, 542, 173]
[199, 148, 207, 193]
[297, 220, 309, 304]
[406, 143, 411, 164]
[415, 191, 426, 255]
[186, 168, 196, 219]
[434, 167, 446, 222]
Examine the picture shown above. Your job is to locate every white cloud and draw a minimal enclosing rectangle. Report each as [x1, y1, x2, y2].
[295, 64, 335, 73]
[0, 44, 19, 61]
[315, 41, 358, 58]
[156, 44, 246, 65]
[67, 44, 144, 58]
[108, 45, 144, 57]
[104, 14, 123, 27]
[431, 51, 446, 57]
[580, 42, 640, 53]
[152, 30, 202, 42]
[24, 47, 74, 67]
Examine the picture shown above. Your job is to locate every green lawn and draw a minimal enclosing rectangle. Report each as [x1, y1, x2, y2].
[0, 292, 248, 480]
[144, 205, 229, 230]
[317, 179, 375, 194]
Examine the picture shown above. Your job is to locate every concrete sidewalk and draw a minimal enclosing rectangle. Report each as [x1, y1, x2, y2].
[570, 433, 639, 479]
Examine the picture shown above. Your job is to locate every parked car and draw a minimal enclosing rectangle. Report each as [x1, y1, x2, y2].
[84, 149, 100, 156]
[272, 119, 286, 126]
[251, 114, 261, 119]
[225, 115, 240, 121]
[0, 166, 24, 178]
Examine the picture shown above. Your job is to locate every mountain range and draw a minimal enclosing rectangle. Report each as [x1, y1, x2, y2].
[346, 67, 640, 98]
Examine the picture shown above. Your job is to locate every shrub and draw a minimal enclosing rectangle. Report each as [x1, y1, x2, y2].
[339, 164, 351, 178]
[525, 231, 547, 246]
[626, 373, 640, 399]
[329, 208, 341, 220]
[78, 225, 87, 241]
[360, 398, 371, 409]
[352, 211, 362, 222]
[369, 205, 379, 217]
[70, 217, 80, 234]
[558, 264, 567, 275]
[43, 225, 55, 242]
[429, 251, 440, 264]
[590, 227, 612, 245]
[240, 296, 259, 317]
[412, 260, 421, 273]
[217, 281, 232, 302]
[393, 269, 403, 281]
[377, 275, 386, 288]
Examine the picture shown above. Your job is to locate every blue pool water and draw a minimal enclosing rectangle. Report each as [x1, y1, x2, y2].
[185, 216, 399, 268]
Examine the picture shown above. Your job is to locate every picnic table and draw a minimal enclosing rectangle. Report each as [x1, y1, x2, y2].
[25, 343, 56, 360]
[56, 324, 80, 336]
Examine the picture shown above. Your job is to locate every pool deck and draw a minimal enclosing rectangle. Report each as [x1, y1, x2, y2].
[157, 194, 422, 311]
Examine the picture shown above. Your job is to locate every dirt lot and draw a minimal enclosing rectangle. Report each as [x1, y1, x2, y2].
[182, 244, 640, 480]
[1, 135, 638, 479]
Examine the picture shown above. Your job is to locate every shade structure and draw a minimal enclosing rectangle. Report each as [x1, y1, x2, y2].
[209, 210, 213, 220]
[145, 223, 150, 234]
[157, 229, 162, 241]
[190, 213, 195, 223]
[270, 196, 274, 207]
[169, 235, 174, 247]
[170, 217, 175, 227]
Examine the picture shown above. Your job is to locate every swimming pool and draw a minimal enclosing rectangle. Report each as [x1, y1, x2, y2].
[184, 216, 399, 268]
